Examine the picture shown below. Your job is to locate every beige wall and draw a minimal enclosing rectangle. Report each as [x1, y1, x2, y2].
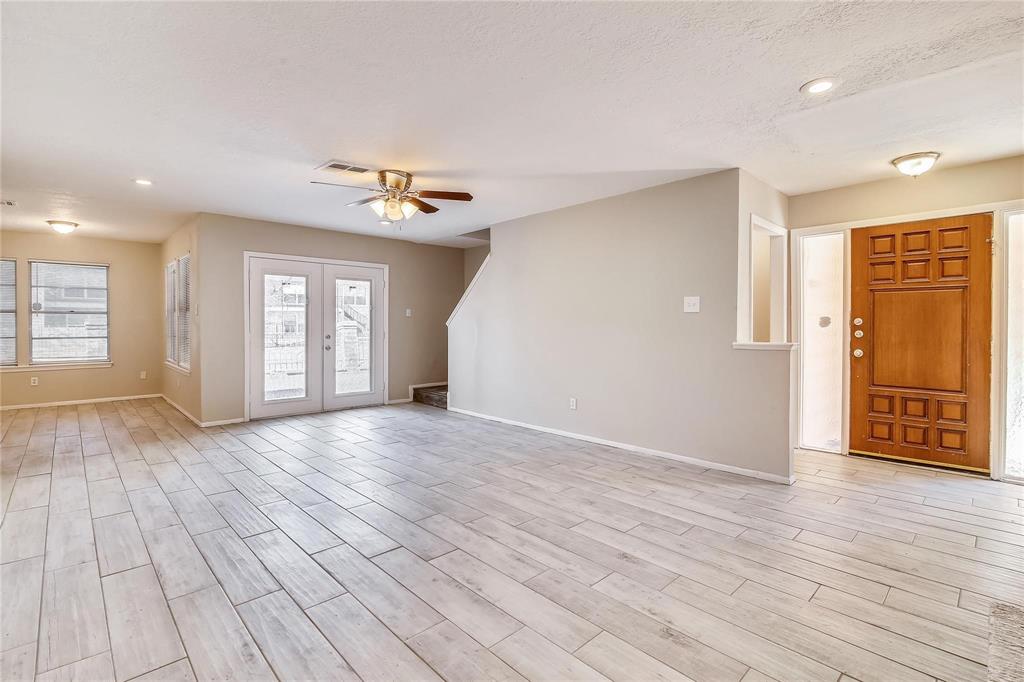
[789, 155, 1024, 229]
[160, 217, 202, 419]
[0, 230, 163, 407]
[751, 228, 772, 342]
[463, 245, 489, 288]
[196, 213, 464, 422]
[448, 170, 794, 480]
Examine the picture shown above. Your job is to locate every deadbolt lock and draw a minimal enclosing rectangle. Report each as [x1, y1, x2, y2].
[853, 349, 864, 358]
[853, 317, 863, 326]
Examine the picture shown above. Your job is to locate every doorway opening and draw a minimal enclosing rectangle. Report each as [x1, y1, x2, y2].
[797, 232, 845, 453]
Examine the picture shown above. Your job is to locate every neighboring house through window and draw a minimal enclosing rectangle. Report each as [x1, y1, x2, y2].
[30, 261, 109, 363]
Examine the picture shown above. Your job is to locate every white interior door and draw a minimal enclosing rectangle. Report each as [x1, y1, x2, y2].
[249, 258, 323, 418]
[797, 232, 845, 452]
[323, 263, 385, 410]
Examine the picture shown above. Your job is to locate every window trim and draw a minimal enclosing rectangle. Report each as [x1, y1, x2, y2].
[165, 254, 192, 372]
[0, 258, 16, 366]
[29, 260, 110, 365]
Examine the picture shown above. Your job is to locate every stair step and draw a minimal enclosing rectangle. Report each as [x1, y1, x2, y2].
[413, 385, 448, 409]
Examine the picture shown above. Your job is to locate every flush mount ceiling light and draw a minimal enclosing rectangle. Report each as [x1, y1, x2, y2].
[47, 220, 78, 234]
[891, 151, 941, 177]
[799, 77, 838, 95]
[134, 178, 153, 186]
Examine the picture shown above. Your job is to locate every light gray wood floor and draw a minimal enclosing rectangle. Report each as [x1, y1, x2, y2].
[1, 398, 1021, 681]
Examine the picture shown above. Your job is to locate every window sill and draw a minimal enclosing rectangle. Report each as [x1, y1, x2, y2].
[164, 361, 191, 376]
[1, 362, 114, 373]
[732, 342, 798, 351]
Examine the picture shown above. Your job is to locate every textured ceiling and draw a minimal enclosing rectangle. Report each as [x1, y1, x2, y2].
[1, 2, 1021, 244]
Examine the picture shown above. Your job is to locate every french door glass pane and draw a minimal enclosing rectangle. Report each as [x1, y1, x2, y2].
[800, 233, 844, 451]
[264, 274, 308, 401]
[335, 278, 371, 394]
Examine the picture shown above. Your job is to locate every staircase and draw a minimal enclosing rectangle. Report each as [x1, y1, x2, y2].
[413, 384, 448, 409]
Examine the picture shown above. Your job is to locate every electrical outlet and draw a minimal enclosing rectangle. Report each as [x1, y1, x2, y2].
[30, 376, 39, 386]
[405, 308, 413, 317]
[683, 296, 701, 313]
[139, 370, 147, 380]
[569, 397, 577, 410]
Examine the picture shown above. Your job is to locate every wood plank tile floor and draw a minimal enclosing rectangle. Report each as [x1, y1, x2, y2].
[1, 398, 1021, 681]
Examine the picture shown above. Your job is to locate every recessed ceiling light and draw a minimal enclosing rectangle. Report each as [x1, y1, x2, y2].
[134, 178, 153, 186]
[47, 220, 78, 234]
[799, 77, 838, 95]
[891, 151, 941, 177]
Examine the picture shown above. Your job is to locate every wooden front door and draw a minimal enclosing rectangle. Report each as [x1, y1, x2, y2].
[850, 213, 992, 472]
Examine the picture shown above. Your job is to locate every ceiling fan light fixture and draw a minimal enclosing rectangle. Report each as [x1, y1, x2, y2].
[400, 201, 419, 219]
[369, 199, 386, 218]
[383, 198, 404, 221]
[891, 151, 940, 177]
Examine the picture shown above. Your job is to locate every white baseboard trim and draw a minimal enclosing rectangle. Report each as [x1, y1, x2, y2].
[159, 394, 246, 428]
[448, 405, 795, 485]
[1, 393, 162, 411]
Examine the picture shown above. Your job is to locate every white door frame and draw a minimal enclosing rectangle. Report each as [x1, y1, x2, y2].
[243, 251, 389, 422]
[791, 199, 1022, 480]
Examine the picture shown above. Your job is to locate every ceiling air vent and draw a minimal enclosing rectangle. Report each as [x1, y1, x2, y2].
[316, 160, 370, 174]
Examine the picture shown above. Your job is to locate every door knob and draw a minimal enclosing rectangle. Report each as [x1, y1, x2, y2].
[325, 345, 332, 351]
[854, 330, 864, 338]
[325, 334, 332, 340]
[853, 349, 864, 358]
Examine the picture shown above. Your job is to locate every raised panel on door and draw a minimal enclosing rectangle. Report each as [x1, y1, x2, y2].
[248, 258, 323, 419]
[850, 213, 991, 472]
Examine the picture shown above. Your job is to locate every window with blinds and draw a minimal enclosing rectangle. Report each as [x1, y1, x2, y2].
[0, 260, 15, 365]
[30, 261, 109, 363]
[165, 254, 191, 370]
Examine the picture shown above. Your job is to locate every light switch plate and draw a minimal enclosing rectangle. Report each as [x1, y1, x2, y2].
[683, 296, 701, 313]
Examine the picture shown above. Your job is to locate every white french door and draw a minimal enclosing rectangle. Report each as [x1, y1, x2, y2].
[322, 263, 385, 411]
[248, 256, 386, 419]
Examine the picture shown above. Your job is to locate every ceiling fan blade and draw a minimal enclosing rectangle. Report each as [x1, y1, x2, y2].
[415, 190, 473, 202]
[310, 181, 379, 191]
[406, 197, 440, 214]
[346, 195, 385, 207]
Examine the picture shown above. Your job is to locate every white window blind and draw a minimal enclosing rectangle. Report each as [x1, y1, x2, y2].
[165, 254, 191, 370]
[0, 260, 15, 365]
[30, 261, 109, 363]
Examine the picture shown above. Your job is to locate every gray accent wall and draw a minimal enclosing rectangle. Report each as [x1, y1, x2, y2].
[448, 169, 795, 480]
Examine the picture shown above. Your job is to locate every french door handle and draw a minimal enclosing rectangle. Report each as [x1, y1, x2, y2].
[325, 345, 332, 351]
